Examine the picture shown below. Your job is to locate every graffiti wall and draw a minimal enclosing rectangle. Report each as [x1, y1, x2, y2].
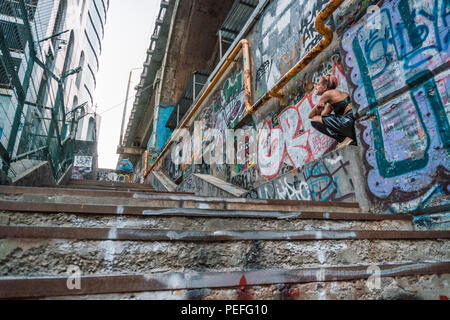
[256, 57, 348, 180]
[198, 62, 246, 131]
[155, 105, 175, 151]
[177, 173, 246, 198]
[159, 0, 352, 200]
[253, 0, 335, 98]
[341, 0, 450, 212]
[97, 169, 133, 183]
[71, 140, 97, 180]
[245, 146, 358, 202]
[155, 0, 449, 215]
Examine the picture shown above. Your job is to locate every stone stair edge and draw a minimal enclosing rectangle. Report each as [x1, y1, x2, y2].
[0, 185, 362, 208]
[0, 261, 448, 299]
[0, 200, 411, 220]
[1, 225, 448, 241]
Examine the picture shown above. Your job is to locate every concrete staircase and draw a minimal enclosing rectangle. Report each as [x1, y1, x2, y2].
[64, 179, 158, 192]
[0, 184, 448, 299]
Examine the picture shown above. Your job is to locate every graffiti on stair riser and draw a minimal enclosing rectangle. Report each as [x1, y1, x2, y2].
[246, 156, 355, 202]
[97, 169, 132, 183]
[413, 213, 450, 230]
[341, 0, 450, 211]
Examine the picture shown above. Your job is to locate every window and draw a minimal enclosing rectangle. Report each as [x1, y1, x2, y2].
[87, 117, 95, 141]
[76, 106, 85, 140]
[62, 31, 74, 80]
[51, 0, 67, 50]
[75, 51, 85, 88]
[80, 0, 86, 20]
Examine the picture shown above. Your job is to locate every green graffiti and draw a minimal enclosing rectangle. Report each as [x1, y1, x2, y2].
[222, 73, 242, 104]
[352, 36, 431, 178]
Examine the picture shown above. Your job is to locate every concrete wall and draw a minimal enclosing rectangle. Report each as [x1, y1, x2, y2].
[153, 0, 449, 218]
[339, 0, 449, 215]
[10, 161, 56, 187]
[177, 173, 247, 198]
[243, 146, 370, 209]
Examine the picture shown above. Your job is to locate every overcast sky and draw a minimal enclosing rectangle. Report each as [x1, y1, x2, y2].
[94, 0, 159, 169]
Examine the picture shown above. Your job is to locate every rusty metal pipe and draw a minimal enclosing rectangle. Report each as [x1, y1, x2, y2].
[245, 0, 345, 116]
[145, 39, 252, 177]
[146, 0, 344, 177]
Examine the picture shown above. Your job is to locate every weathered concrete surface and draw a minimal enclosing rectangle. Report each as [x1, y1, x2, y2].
[43, 274, 449, 300]
[177, 174, 248, 198]
[11, 161, 56, 187]
[0, 211, 413, 232]
[57, 165, 73, 186]
[148, 171, 177, 192]
[1, 238, 448, 276]
[0, 193, 363, 214]
[243, 146, 370, 211]
[413, 213, 450, 231]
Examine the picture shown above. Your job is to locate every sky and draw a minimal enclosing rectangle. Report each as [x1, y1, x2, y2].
[93, 0, 160, 169]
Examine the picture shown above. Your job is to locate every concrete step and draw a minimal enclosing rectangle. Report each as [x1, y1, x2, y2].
[1, 261, 448, 299]
[0, 225, 448, 277]
[67, 179, 156, 190]
[62, 180, 158, 193]
[0, 209, 413, 231]
[0, 185, 363, 213]
[0, 197, 415, 234]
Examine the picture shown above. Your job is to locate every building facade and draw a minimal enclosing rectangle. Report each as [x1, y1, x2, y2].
[0, 0, 108, 181]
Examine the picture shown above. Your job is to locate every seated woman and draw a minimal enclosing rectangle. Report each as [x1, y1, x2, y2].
[308, 75, 357, 147]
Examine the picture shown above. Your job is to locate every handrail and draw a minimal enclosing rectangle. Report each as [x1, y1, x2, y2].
[144, 39, 252, 177]
[145, 0, 344, 178]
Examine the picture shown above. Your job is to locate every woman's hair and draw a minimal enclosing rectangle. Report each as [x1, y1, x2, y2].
[319, 74, 338, 90]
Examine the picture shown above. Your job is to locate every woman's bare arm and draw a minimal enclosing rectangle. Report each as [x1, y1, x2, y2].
[308, 103, 323, 119]
[309, 92, 331, 119]
[321, 103, 333, 116]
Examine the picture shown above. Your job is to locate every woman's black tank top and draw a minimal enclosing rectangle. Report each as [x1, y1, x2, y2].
[331, 96, 351, 115]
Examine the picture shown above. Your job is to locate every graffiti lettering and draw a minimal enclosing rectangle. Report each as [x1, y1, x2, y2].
[341, 0, 450, 210]
[256, 59, 347, 180]
[247, 153, 355, 202]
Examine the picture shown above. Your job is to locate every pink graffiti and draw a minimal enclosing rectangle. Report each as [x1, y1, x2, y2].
[257, 59, 347, 180]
